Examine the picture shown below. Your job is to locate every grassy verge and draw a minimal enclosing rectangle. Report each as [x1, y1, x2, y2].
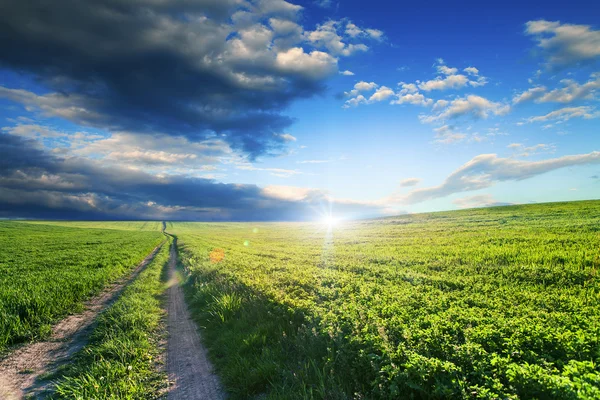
[51, 237, 171, 399]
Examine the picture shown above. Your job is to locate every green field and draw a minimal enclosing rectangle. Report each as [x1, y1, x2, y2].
[53, 236, 171, 398]
[171, 201, 600, 399]
[20, 221, 165, 231]
[0, 221, 164, 352]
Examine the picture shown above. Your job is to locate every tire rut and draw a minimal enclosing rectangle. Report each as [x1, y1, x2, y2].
[166, 236, 225, 399]
[0, 240, 166, 399]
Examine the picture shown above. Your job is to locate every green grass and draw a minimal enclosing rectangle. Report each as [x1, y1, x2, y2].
[0, 222, 164, 352]
[51, 236, 171, 399]
[171, 200, 600, 399]
[19, 221, 164, 231]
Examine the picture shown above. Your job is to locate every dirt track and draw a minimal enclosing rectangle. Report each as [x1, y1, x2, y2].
[166, 237, 225, 399]
[0, 241, 165, 399]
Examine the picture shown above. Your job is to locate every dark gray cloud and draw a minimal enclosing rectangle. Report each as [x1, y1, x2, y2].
[0, 0, 343, 159]
[0, 133, 387, 220]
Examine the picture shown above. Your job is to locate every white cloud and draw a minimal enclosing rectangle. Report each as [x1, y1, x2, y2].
[418, 74, 469, 91]
[277, 133, 297, 142]
[369, 86, 395, 102]
[507, 143, 556, 157]
[464, 67, 479, 76]
[365, 28, 384, 41]
[354, 81, 378, 91]
[513, 86, 547, 104]
[437, 65, 458, 75]
[400, 178, 421, 187]
[525, 20, 600, 67]
[390, 151, 600, 205]
[514, 73, 600, 104]
[339, 70, 355, 76]
[275, 47, 338, 79]
[421, 95, 510, 123]
[343, 94, 367, 108]
[527, 106, 600, 123]
[392, 92, 433, 107]
[306, 20, 378, 57]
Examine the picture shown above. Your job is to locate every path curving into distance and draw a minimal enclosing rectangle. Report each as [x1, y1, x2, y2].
[165, 235, 225, 399]
[0, 240, 166, 399]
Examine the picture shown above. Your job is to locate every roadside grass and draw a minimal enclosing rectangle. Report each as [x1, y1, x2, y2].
[173, 200, 600, 399]
[51, 236, 171, 399]
[0, 222, 164, 352]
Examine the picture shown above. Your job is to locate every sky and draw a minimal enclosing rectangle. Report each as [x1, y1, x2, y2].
[0, 0, 599, 221]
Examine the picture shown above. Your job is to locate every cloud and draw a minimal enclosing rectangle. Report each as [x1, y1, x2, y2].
[453, 194, 510, 209]
[525, 20, 600, 67]
[399, 178, 421, 187]
[339, 70, 355, 76]
[0, 133, 388, 220]
[421, 95, 510, 123]
[526, 106, 600, 123]
[343, 94, 367, 108]
[314, 0, 332, 8]
[419, 74, 469, 91]
[0, 0, 384, 160]
[275, 47, 338, 79]
[354, 81, 379, 92]
[305, 20, 379, 57]
[390, 151, 600, 205]
[513, 86, 548, 104]
[507, 143, 556, 157]
[369, 86, 395, 102]
[514, 73, 600, 104]
[392, 92, 433, 106]
[418, 60, 487, 91]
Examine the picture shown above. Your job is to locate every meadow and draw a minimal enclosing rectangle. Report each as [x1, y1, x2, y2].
[172, 200, 600, 399]
[52, 236, 172, 398]
[0, 221, 164, 352]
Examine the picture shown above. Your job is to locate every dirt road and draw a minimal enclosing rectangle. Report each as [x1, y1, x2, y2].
[166, 237, 225, 399]
[0, 241, 165, 399]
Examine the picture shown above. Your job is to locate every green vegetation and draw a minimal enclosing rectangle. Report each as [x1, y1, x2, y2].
[0, 221, 163, 352]
[53, 237, 171, 398]
[20, 221, 164, 231]
[172, 200, 600, 399]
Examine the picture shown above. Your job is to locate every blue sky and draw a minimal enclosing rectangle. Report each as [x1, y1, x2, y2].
[0, 0, 599, 220]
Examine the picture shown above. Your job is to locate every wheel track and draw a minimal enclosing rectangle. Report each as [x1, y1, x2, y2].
[0, 239, 166, 399]
[165, 234, 225, 399]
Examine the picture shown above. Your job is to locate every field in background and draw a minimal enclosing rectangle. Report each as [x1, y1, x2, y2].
[0, 221, 164, 352]
[172, 201, 600, 399]
[19, 221, 164, 231]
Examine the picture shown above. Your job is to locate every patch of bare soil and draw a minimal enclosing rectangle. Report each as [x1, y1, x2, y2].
[166, 238, 225, 399]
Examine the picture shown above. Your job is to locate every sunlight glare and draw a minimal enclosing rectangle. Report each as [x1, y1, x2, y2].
[322, 215, 338, 227]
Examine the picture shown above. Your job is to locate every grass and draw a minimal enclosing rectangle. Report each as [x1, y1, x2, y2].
[171, 200, 600, 399]
[51, 235, 172, 399]
[0, 221, 164, 352]
[19, 221, 164, 231]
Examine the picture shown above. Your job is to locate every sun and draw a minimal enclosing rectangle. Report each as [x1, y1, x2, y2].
[322, 215, 338, 227]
